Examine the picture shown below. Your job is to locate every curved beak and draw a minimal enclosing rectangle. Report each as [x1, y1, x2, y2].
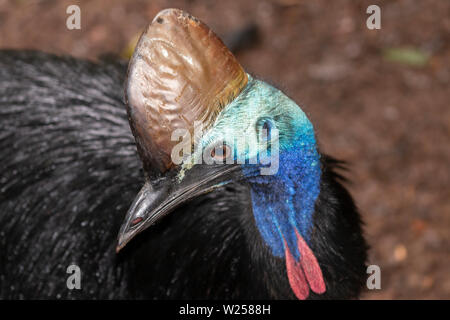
[116, 164, 242, 252]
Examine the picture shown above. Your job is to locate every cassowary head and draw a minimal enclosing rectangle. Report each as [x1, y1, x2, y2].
[117, 8, 325, 299]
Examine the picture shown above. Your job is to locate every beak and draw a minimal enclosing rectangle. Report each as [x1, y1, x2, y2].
[116, 164, 242, 252]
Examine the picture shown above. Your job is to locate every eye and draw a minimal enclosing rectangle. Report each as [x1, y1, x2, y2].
[211, 143, 231, 161]
[263, 120, 271, 133]
[256, 117, 274, 141]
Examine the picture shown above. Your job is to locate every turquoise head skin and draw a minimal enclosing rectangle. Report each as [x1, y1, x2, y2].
[180, 75, 321, 261]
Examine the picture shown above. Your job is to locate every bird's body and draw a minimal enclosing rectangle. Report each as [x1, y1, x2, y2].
[0, 49, 367, 299]
[0, 51, 137, 298]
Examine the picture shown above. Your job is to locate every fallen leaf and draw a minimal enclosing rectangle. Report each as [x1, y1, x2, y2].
[383, 48, 429, 67]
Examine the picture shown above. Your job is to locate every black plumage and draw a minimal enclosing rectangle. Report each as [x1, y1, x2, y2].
[0, 50, 367, 299]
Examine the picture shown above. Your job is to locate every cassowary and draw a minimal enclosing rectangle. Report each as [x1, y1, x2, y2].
[0, 9, 367, 299]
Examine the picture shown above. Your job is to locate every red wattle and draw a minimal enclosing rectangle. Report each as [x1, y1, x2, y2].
[285, 241, 310, 300]
[295, 229, 326, 294]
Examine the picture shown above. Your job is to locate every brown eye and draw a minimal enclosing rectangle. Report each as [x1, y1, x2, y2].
[211, 144, 231, 161]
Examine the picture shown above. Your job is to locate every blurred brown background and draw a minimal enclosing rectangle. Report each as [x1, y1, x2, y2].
[0, 0, 449, 299]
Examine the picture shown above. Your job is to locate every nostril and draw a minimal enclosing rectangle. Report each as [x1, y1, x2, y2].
[131, 217, 143, 225]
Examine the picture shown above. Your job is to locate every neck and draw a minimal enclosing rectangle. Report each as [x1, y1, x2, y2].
[244, 142, 321, 261]
[241, 153, 368, 299]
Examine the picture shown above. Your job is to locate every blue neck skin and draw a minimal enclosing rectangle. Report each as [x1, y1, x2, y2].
[243, 139, 321, 261]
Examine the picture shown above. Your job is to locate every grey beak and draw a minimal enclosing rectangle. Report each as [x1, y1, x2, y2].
[116, 181, 168, 252]
[116, 164, 243, 253]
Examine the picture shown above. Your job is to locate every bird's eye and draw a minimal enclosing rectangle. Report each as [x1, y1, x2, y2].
[263, 120, 271, 133]
[256, 117, 274, 141]
[211, 143, 231, 161]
